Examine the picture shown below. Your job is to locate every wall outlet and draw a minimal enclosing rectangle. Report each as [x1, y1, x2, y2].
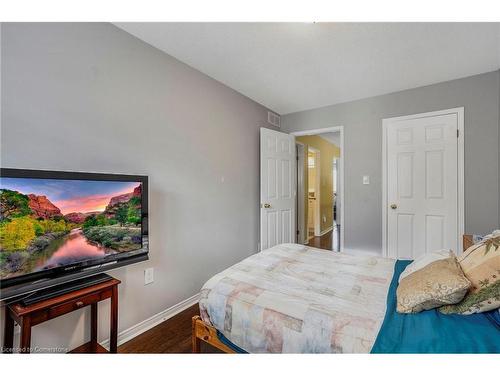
[144, 267, 154, 285]
[363, 175, 370, 185]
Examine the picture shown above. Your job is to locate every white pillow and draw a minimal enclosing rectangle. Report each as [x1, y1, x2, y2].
[398, 249, 454, 283]
[469, 229, 500, 248]
[484, 229, 500, 239]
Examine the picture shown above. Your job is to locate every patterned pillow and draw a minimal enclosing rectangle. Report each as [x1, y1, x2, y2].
[440, 234, 500, 315]
[398, 250, 453, 283]
[397, 256, 471, 314]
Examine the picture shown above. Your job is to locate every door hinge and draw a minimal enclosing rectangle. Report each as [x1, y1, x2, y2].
[296, 230, 300, 235]
[457, 129, 460, 138]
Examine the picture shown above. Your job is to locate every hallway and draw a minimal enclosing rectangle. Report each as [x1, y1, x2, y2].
[307, 224, 340, 251]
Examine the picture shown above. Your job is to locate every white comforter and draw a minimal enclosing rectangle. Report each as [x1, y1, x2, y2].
[199, 244, 395, 353]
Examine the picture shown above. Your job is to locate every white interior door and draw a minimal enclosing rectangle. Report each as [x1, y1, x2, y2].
[384, 110, 463, 259]
[260, 127, 296, 250]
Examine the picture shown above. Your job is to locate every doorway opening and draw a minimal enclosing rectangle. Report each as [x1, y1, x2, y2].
[293, 127, 344, 251]
[307, 147, 321, 240]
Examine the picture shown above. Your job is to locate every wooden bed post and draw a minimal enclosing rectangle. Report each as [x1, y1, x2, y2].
[192, 315, 239, 354]
[192, 316, 202, 353]
[463, 234, 473, 252]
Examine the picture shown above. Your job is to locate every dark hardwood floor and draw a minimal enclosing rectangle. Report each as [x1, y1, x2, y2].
[307, 225, 340, 251]
[118, 304, 221, 353]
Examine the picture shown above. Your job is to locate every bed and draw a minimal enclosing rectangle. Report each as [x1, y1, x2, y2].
[193, 240, 500, 353]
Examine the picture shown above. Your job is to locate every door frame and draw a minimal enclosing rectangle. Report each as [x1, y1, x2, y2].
[333, 156, 340, 225]
[308, 146, 322, 237]
[381, 107, 465, 257]
[296, 142, 306, 245]
[291, 126, 345, 252]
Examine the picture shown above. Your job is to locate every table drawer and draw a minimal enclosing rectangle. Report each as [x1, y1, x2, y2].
[48, 292, 101, 319]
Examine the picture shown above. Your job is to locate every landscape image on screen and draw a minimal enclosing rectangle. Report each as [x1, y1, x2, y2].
[0, 178, 142, 280]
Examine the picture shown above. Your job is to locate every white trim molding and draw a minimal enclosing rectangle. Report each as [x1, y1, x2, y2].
[296, 142, 306, 245]
[382, 107, 465, 257]
[100, 293, 200, 350]
[291, 126, 345, 252]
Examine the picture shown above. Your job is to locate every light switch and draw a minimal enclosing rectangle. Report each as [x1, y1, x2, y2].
[144, 267, 154, 285]
[363, 175, 370, 185]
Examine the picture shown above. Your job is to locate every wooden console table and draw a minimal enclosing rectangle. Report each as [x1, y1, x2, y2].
[3, 277, 120, 354]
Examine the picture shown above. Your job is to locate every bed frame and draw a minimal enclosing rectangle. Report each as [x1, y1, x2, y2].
[192, 235, 475, 353]
[463, 234, 473, 252]
[191, 316, 236, 353]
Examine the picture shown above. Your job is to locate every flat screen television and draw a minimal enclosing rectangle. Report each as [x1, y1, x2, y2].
[0, 168, 148, 301]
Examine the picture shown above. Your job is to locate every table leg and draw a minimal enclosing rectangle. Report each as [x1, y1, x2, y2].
[90, 302, 98, 350]
[3, 307, 14, 354]
[110, 285, 118, 353]
[20, 316, 32, 354]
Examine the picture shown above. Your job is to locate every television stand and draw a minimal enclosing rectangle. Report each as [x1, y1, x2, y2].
[21, 273, 114, 305]
[3, 273, 120, 354]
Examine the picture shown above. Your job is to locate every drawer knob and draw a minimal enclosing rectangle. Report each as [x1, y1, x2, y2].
[75, 301, 84, 307]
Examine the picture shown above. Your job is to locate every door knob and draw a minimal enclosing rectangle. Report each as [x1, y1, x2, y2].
[262, 203, 271, 209]
[390, 204, 398, 210]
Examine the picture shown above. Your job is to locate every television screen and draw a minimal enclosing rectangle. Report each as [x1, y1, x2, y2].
[1, 175, 145, 282]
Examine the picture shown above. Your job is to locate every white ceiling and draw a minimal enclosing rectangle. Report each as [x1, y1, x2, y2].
[115, 23, 500, 114]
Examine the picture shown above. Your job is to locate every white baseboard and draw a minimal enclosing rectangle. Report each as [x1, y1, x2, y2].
[319, 226, 333, 236]
[100, 293, 200, 350]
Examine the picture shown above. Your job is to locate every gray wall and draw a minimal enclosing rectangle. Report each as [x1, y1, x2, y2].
[283, 71, 500, 254]
[0, 23, 271, 350]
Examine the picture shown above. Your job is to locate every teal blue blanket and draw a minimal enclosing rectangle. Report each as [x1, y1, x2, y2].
[371, 260, 500, 353]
